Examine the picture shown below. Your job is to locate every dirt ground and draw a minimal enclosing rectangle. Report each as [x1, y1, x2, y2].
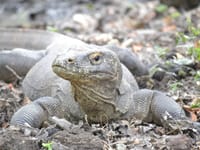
[0, 0, 200, 149]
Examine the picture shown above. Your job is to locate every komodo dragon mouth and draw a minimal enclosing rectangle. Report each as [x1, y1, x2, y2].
[52, 61, 115, 81]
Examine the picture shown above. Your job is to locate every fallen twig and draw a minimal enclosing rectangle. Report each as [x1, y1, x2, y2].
[5, 65, 22, 80]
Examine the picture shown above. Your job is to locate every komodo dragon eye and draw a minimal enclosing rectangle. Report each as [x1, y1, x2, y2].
[89, 52, 102, 65]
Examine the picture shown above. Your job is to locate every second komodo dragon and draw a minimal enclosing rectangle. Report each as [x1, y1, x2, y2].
[0, 28, 187, 128]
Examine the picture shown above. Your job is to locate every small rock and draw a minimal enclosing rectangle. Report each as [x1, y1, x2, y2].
[115, 143, 126, 150]
[121, 38, 134, 48]
[165, 134, 193, 150]
[72, 13, 97, 32]
[176, 43, 194, 51]
[50, 116, 73, 130]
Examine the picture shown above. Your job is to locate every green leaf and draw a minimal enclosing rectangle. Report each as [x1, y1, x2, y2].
[46, 26, 59, 32]
[169, 82, 183, 92]
[86, 3, 94, 10]
[176, 32, 191, 44]
[194, 70, 200, 81]
[190, 26, 200, 36]
[154, 46, 168, 58]
[186, 17, 200, 36]
[155, 4, 168, 13]
[189, 47, 200, 61]
[191, 102, 200, 108]
[42, 142, 52, 150]
[149, 65, 164, 78]
[170, 12, 181, 19]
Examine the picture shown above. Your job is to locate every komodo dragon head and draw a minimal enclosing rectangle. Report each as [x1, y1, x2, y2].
[52, 45, 123, 123]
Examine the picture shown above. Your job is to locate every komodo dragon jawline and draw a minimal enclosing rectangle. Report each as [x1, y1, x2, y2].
[0, 28, 189, 128]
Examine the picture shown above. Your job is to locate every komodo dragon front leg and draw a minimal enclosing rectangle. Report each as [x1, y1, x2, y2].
[11, 96, 66, 128]
[124, 89, 186, 125]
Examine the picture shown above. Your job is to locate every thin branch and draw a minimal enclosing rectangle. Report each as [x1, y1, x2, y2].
[5, 65, 22, 80]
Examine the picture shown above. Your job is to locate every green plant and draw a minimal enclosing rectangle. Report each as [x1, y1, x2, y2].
[176, 17, 200, 44]
[46, 26, 59, 32]
[187, 18, 200, 37]
[169, 82, 183, 91]
[188, 46, 200, 61]
[194, 70, 200, 81]
[189, 26, 200, 37]
[42, 141, 52, 150]
[176, 32, 191, 44]
[191, 103, 200, 108]
[154, 46, 169, 58]
[155, 4, 168, 13]
[149, 65, 164, 78]
[86, 3, 94, 10]
[191, 98, 200, 108]
[170, 11, 181, 19]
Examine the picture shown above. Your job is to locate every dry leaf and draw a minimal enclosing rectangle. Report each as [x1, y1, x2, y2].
[194, 40, 200, 48]
[21, 96, 31, 106]
[183, 105, 199, 121]
[162, 25, 176, 32]
[132, 44, 143, 52]
[7, 83, 13, 90]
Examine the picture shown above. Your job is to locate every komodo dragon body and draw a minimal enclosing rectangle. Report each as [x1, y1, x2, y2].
[0, 28, 186, 128]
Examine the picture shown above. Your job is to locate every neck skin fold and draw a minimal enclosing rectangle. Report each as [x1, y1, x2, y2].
[71, 78, 120, 123]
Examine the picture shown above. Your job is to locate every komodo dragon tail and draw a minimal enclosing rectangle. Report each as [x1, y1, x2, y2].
[0, 28, 65, 82]
[0, 28, 64, 50]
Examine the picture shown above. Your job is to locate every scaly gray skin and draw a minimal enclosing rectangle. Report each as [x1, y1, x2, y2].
[0, 28, 186, 128]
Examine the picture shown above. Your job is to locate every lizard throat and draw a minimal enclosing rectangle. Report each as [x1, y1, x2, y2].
[72, 83, 120, 123]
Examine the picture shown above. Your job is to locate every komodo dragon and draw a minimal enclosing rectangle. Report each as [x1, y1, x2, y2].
[0, 28, 187, 128]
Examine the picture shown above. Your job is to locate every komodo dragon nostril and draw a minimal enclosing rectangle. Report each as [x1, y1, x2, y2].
[67, 58, 74, 63]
